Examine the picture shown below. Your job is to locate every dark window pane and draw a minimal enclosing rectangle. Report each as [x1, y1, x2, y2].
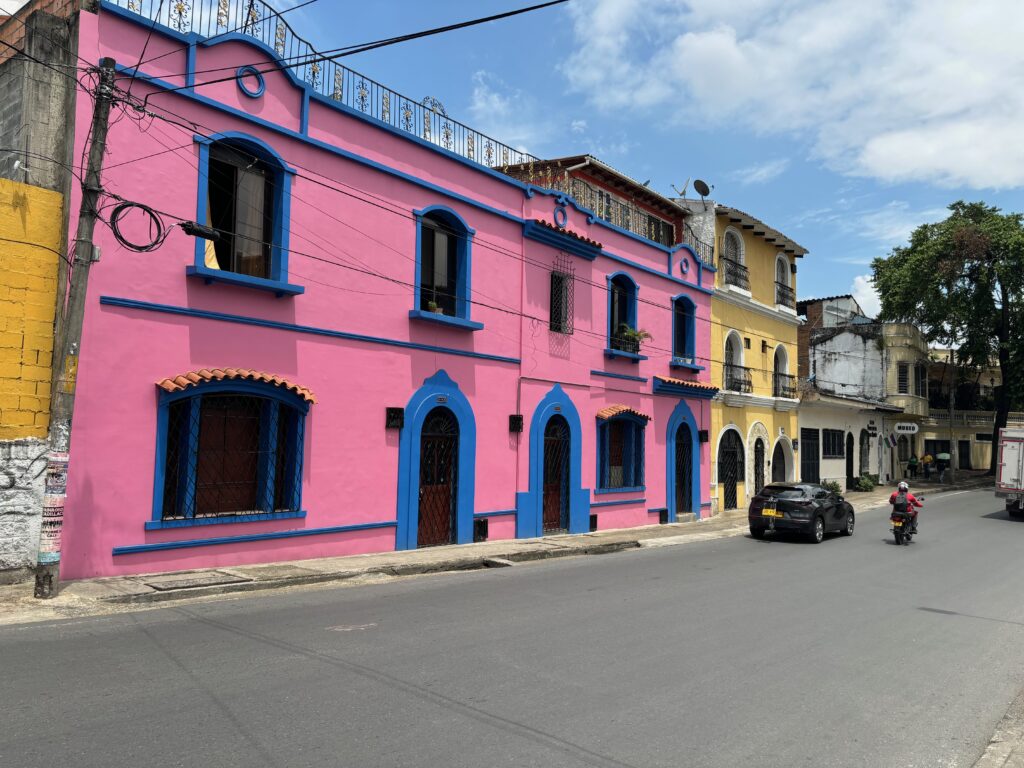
[208, 144, 273, 278]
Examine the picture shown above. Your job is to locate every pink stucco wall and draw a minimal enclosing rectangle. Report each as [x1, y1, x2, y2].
[59, 6, 715, 579]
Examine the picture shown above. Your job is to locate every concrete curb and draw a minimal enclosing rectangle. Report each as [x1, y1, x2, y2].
[974, 687, 1024, 768]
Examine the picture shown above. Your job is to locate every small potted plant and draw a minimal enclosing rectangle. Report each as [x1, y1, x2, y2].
[427, 300, 444, 315]
[618, 324, 653, 354]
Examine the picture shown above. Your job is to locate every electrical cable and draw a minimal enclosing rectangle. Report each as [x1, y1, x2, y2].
[107, 199, 170, 251]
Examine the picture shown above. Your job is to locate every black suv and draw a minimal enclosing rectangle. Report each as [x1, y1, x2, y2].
[748, 483, 855, 543]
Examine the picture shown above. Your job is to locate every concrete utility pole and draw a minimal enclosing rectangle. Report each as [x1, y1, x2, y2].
[34, 57, 117, 599]
[948, 348, 956, 484]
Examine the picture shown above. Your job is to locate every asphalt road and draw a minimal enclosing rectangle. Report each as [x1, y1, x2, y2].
[2, 488, 1023, 768]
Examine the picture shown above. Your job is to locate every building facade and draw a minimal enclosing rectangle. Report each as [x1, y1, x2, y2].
[685, 203, 805, 512]
[9, 0, 721, 579]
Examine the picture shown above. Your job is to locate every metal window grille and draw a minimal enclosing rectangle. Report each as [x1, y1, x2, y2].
[549, 253, 575, 334]
[800, 428, 821, 484]
[754, 438, 765, 494]
[675, 423, 693, 513]
[898, 363, 910, 394]
[673, 299, 694, 361]
[417, 407, 459, 547]
[542, 416, 571, 533]
[822, 429, 845, 459]
[162, 394, 303, 520]
[600, 419, 645, 488]
[718, 430, 744, 510]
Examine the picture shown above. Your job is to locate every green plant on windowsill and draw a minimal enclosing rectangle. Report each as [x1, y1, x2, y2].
[427, 300, 444, 315]
[618, 324, 653, 353]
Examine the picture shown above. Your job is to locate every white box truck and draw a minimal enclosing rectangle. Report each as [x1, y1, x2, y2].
[996, 427, 1024, 518]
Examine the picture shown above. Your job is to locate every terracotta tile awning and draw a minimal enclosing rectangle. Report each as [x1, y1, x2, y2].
[157, 368, 317, 404]
[533, 219, 603, 248]
[655, 376, 719, 393]
[596, 404, 650, 422]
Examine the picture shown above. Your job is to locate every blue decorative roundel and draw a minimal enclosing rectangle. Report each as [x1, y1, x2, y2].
[679, 255, 690, 274]
[553, 204, 568, 229]
[236, 65, 266, 99]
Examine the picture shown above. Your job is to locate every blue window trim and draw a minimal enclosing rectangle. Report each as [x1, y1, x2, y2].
[652, 376, 719, 400]
[665, 399, 702, 522]
[151, 378, 310, 525]
[514, 384, 590, 538]
[474, 509, 516, 518]
[395, 370, 476, 550]
[604, 348, 648, 363]
[670, 359, 705, 371]
[590, 497, 646, 508]
[671, 293, 700, 370]
[144, 510, 306, 530]
[595, 411, 647, 492]
[190, 131, 302, 297]
[99, 296, 520, 365]
[590, 369, 648, 383]
[606, 272, 640, 360]
[113, 520, 396, 555]
[411, 205, 479, 327]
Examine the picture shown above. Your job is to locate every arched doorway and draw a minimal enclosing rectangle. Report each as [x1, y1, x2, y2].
[542, 415, 570, 533]
[772, 441, 786, 482]
[859, 429, 870, 476]
[418, 407, 459, 547]
[754, 438, 765, 494]
[845, 432, 855, 489]
[675, 422, 693, 515]
[718, 430, 744, 510]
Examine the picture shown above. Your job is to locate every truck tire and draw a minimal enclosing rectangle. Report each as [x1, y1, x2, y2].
[1008, 500, 1024, 519]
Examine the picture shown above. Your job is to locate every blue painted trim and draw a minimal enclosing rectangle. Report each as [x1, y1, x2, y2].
[666, 399, 701, 522]
[701, 501, 713, 507]
[412, 206, 477, 323]
[593, 486, 646, 495]
[553, 205, 567, 228]
[396, 371, 476, 550]
[652, 377, 719, 400]
[669, 359, 706, 372]
[515, 384, 590, 538]
[604, 348, 648, 363]
[99, 296, 522, 365]
[591, 498, 646, 508]
[191, 130, 298, 294]
[590, 369, 647, 383]
[408, 310, 484, 331]
[671, 294, 697, 362]
[300, 89, 309, 135]
[185, 43, 196, 88]
[601, 250, 714, 294]
[113, 520, 396, 555]
[236, 65, 265, 98]
[144, 510, 306, 530]
[186, 265, 305, 296]
[522, 220, 601, 261]
[648, 507, 668, 513]
[474, 509, 516, 518]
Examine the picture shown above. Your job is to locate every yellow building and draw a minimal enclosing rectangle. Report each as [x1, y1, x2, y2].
[0, 177, 62, 439]
[697, 204, 807, 512]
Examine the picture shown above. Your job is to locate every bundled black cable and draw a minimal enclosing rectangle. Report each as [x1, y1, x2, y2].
[108, 200, 169, 252]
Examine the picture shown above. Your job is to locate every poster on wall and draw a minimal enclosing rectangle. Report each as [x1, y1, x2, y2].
[37, 451, 68, 565]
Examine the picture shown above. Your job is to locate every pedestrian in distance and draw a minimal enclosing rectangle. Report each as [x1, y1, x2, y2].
[922, 452, 933, 481]
[908, 453, 919, 479]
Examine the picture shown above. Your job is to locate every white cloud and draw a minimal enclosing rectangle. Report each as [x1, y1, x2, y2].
[562, 0, 1024, 188]
[571, 119, 588, 134]
[855, 201, 947, 247]
[851, 274, 881, 317]
[467, 70, 546, 153]
[729, 158, 789, 185]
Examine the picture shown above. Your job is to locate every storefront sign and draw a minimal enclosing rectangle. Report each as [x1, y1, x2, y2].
[894, 422, 919, 435]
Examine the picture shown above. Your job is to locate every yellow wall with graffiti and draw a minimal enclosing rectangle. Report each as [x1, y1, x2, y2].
[0, 178, 62, 440]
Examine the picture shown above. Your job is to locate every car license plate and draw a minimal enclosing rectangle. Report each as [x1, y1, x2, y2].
[763, 508, 783, 518]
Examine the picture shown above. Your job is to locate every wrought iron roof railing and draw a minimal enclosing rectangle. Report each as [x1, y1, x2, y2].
[115, 0, 538, 169]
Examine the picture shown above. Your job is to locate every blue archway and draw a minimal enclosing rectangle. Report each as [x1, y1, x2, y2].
[665, 399, 702, 521]
[396, 370, 476, 550]
[515, 384, 589, 538]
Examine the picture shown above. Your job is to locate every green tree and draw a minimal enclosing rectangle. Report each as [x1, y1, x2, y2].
[872, 201, 1024, 474]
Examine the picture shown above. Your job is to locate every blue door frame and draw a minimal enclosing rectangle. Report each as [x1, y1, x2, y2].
[665, 399, 702, 521]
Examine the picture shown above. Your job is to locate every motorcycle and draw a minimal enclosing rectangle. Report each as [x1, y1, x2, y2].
[890, 495, 924, 546]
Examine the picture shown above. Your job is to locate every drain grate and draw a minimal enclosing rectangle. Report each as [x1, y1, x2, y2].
[140, 570, 253, 591]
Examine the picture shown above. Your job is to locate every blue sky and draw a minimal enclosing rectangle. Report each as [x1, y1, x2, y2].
[136, 0, 1024, 312]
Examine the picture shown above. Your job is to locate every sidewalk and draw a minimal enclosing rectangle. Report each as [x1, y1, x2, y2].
[0, 473, 995, 626]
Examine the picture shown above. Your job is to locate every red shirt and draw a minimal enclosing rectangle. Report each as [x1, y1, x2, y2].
[889, 491, 923, 509]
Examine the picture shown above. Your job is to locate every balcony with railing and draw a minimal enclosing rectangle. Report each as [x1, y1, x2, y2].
[112, 0, 537, 170]
[775, 281, 795, 309]
[773, 371, 796, 399]
[724, 364, 753, 393]
[721, 258, 750, 291]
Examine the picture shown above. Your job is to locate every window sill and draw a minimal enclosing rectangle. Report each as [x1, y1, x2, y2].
[593, 486, 646, 495]
[144, 510, 307, 530]
[669, 357, 705, 371]
[186, 265, 305, 297]
[604, 348, 648, 363]
[408, 309, 483, 331]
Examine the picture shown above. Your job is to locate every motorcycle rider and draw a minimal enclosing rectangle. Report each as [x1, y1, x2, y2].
[889, 481, 923, 532]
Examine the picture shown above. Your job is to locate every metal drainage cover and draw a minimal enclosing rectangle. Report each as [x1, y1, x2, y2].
[141, 571, 253, 591]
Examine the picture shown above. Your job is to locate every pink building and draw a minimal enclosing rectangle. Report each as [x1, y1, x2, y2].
[57, 0, 717, 579]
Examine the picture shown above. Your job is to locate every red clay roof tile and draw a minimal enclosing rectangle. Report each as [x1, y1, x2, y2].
[596, 404, 651, 421]
[156, 368, 317, 403]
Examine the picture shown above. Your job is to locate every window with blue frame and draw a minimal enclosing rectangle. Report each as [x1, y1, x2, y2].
[416, 209, 475, 320]
[672, 296, 696, 363]
[598, 416, 646, 489]
[608, 274, 638, 352]
[159, 390, 306, 520]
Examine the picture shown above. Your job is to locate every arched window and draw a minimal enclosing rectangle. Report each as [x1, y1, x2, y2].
[773, 345, 794, 398]
[597, 406, 648, 490]
[672, 295, 696, 364]
[774, 254, 795, 308]
[776, 255, 788, 286]
[721, 228, 749, 290]
[413, 206, 477, 328]
[154, 371, 312, 524]
[723, 229, 743, 264]
[724, 331, 750, 392]
[608, 273, 638, 353]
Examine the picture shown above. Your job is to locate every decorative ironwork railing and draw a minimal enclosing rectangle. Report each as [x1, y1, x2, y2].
[724, 363, 752, 394]
[773, 371, 796, 399]
[541, 176, 675, 247]
[721, 257, 750, 290]
[775, 281, 796, 309]
[114, 0, 538, 169]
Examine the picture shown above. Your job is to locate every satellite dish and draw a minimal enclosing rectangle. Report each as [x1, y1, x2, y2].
[693, 179, 711, 197]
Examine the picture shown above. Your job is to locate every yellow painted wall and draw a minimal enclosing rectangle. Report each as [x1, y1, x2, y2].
[710, 213, 801, 512]
[0, 178, 62, 439]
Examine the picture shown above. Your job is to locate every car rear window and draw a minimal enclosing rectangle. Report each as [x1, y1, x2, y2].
[759, 485, 806, 499]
